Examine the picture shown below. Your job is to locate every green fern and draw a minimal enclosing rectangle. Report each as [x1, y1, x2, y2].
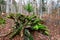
[24, 3, 34, 13]
[9, 24, 23, 39]
[8, 13, 49, 40]
[24, 29, 34, 40]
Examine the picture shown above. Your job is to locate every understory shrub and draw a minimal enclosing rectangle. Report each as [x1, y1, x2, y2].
[7, 13, 49, 40]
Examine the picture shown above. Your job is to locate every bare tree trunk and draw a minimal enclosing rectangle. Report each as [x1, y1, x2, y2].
[39, 0, 42, 18]
[6, 0, 9, 13]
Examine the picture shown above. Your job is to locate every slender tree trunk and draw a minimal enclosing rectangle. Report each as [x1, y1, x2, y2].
[39, 0, 42, 18]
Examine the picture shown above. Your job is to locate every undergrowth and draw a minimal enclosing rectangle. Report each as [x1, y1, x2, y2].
[7, 13, 49, 40]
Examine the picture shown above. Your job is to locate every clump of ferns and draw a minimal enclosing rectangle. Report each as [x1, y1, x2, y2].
[8, 13, 49, 40]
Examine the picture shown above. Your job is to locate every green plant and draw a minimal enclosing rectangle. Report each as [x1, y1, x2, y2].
[7, 13, 15, 20]
[24, 3, 34, 14]
[0, 18, 5, 24]
[32, 23, 49, 36]
[8, 13, 49, 40]
[9, 23, 23, 39]
[24, 29, 34, 40]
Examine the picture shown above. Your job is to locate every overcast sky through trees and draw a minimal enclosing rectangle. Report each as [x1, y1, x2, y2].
[15, 0, 57, 3]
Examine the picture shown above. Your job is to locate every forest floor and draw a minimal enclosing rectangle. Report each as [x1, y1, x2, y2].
[0, 11, 60, 40]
